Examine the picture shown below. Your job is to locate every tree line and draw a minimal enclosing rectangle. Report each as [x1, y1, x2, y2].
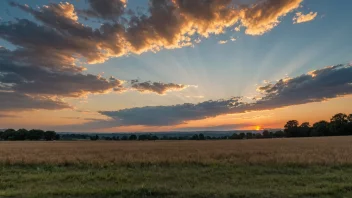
[0, 129, 59, 141]
[0, 113, 351, 141]
[94, 113, 352, 141]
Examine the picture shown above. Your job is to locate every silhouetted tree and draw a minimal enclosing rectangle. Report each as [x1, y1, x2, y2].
[90, 135, 99, 141]
[199, 133, 205, 140]
[190, 134, 199, 140]
[28, 129, 44, 140]
[299, 122, 311, 137]
[284, 120, 299, 137]
[262, 130, 270, 138]
[246, 133, 253, 139]
[121, 135, 128, 140]
[239, 133, 246, 139]
[129, 134, 137, 140]
[255, 133, 263, 139]
[230, 133, 241, 139]
[311, 121, 329, 137]
[44, 131, 56, 141]
[151, 135, 159, 140]
[273, 130, 285, 138]
[330, 113, 348, 135]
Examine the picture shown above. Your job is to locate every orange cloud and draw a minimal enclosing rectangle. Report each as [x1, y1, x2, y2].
[293, 12, 318, 24]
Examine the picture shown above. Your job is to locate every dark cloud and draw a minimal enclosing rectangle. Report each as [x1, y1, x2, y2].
[0, 91, 70, 111]
[100, 97, 247, 126]
[253, 64, 352, 109]
[8, 2, 126, 63]
[0, 46, 125, 97]
[0, 114, 19, 118]
[99, 64, 352, 127]
[79, 0, 126, 20]
[130, 80, 188, 94]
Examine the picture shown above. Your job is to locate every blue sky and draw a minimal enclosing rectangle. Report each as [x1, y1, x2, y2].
[0, 0, 351, 132]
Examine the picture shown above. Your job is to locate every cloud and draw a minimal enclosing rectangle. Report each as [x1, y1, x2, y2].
[6, 0, 305, 63]
[0, 0, 308, 111]
[0, 46, 125, 98]
[79, 0, 126, 20]
[130, 80, 189, 94]
[218, 40, 228, 44]
[293, 12, 318, 24]
[239, 0, 303, 35]
[100, 97, 247, 126]
[254, 64, 352, 109]
[98, 64, 352, 127]
[0, 114, 19, 118]
[0, 91, 70, 111]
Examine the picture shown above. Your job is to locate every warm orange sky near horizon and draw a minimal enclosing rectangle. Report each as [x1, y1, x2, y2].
[1, 95, 351, 132]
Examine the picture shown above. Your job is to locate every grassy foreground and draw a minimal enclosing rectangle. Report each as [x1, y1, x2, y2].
[1, 137, 352, 197]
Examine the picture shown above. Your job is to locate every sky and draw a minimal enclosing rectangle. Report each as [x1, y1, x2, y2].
[0, 0, 351, 132]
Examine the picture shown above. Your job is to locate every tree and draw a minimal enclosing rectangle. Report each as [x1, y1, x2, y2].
[330, 113, 348, 135]
[348, 114, 352, 122]
[121, 135, 128, 140]
[246, 133, 253, 139]
[44, 131, 56, 141]
[129, 134, 137, 140]
[273, 130, 285, 138]
[239, 133, 246, 139]
[230, 133, 240, 139]
[190, 134, 199, 140]
[262, 130, 270, 138]
[2, 129, 16, 140]
[28, 129, 44, 140]
[348, 114, 352, 135]
[299, 122, 311, 137]
[17, 129, 28, 140]
[255, 133, 263, 139]
[311, 121, 330, 137]
[199, 133, 205, 140]
[284, 120, 299, 137]
[90, 135, 99, 141]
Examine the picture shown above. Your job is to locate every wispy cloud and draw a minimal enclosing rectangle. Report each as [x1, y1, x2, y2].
[130, 80, 191, 95]
[218, 40, 228, 44]
[293, 12, 318, 24]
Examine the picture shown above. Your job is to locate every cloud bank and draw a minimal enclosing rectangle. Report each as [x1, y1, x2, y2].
[1, 0, 311, 111]
[99, 64, 352, 126]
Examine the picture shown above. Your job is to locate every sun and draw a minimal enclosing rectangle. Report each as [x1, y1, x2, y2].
[255, 126, 261, 131]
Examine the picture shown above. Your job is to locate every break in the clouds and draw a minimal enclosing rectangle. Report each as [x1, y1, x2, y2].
[130, 80, 189, 95]
[293, 12, 318, 24]
[99, 64, 352, 126]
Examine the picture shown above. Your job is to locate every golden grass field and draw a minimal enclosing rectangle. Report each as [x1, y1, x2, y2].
[2, 137, 352, 197]
[1, 136, 352, 165]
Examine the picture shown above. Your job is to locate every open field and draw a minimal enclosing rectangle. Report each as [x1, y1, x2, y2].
[1, 137, 352, 197]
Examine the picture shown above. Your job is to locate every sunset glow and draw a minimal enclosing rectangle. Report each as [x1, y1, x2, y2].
[0, 0, 351, 132]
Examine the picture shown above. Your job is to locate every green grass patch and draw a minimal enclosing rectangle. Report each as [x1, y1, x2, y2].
[1, 164, 352, 198]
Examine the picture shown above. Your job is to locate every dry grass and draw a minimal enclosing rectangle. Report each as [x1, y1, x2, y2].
[0, 136, 352, 165]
